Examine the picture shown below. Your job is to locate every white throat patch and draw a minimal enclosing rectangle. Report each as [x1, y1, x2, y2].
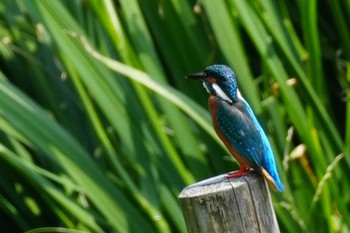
[202, 81, 210, 93]
[212, 83, 233, 104]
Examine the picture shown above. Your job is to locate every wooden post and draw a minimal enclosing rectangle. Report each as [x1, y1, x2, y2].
[178, 173, 280, 233]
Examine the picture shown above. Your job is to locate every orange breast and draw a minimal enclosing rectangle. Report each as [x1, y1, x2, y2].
[209, 95, 250, 168]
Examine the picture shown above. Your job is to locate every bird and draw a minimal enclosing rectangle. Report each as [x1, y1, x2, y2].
[186, 64, 284, 191]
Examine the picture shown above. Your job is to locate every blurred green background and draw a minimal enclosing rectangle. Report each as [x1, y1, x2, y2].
[0, 0, 349, 232]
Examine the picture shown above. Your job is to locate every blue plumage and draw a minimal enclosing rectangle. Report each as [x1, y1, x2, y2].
[186, 64, 284, 191]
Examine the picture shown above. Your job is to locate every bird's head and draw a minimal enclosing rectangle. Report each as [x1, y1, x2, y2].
[186, 64, 238, 104]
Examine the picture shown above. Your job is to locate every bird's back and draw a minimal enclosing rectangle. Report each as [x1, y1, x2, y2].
[210, 95, 284, 191]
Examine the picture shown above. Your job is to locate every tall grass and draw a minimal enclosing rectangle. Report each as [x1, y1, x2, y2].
[0, 0, 348, 232]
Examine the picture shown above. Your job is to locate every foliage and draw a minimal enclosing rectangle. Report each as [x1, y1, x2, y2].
[0, 0, 349, 232]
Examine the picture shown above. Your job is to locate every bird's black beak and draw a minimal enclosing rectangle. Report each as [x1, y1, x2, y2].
[185, 72, 206, 80]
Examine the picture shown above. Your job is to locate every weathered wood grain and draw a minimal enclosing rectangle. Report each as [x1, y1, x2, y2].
[179, 173, 280, 233]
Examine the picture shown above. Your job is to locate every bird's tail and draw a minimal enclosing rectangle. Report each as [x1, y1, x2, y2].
[261, 168, 284, 192]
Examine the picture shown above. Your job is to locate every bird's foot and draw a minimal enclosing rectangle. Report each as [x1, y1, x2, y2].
[226, 166, 250, 178]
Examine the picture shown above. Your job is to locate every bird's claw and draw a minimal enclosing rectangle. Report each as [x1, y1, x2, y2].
[226, 167, 251, 178]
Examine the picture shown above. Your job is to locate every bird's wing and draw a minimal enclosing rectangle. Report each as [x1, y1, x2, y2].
[215, 98, 267, 167]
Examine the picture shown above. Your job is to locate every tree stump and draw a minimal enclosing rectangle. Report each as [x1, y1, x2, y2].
[178, 173, 280, 233]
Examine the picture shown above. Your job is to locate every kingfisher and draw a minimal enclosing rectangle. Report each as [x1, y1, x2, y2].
[186, 64, 284, 191]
